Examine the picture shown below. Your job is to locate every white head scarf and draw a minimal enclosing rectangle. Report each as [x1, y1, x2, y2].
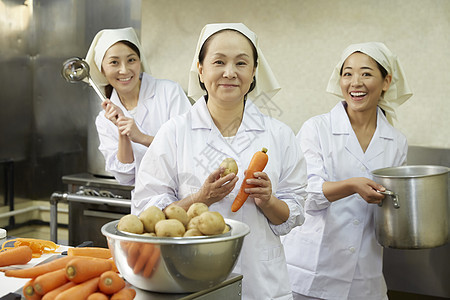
[84, 27, 150, 95]
[326, 42, 412, 125]
[188, 23, 280, 101]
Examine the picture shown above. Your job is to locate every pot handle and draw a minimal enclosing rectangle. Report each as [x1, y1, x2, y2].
[377, 190, 400, 209]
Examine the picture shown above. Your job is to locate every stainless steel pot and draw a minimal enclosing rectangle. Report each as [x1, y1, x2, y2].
[372, 165, 449, 249]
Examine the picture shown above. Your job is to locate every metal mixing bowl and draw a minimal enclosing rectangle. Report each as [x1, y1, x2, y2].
[101, 218, 250, 293]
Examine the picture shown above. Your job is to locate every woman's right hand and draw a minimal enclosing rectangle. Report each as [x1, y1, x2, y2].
[349, 177, 385, 204]
[195, 167, 239, 206]
[102, 99, 124, 125]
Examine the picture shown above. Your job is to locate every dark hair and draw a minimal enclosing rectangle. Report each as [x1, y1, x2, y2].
[339, 51, 388, 78]
[198, 29, 258, 100]
[104, 40, 141, 98]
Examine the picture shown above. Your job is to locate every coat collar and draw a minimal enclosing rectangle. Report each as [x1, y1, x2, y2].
[331, 101, 396, 163]
[110, 73, 155, 130]
[191, 97, 265, 155]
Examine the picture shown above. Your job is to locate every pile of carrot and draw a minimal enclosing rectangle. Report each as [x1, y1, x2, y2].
[1, 246, 135, 300]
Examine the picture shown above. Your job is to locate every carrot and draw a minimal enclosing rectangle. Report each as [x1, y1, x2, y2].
[3, 256, 73, 278]
[68, 247, 112, 259]
[23, 279, 42, 300]
[125, 243, 140, 269]
[231, 147, 269, 212]
[66, 257, 112, 283]
[33, 268, 69, 295]
[3, 238, 58, 258]
[110, 287, 136, 300]
[133, 243, 154, 274]
[42, 281, 76, 300]
[0, 245, 33, 267]
[98, 270, 125, 294]
[87, 293, 109, 300]
[55, 277, 100, 300]
[142, 246, 160, 278]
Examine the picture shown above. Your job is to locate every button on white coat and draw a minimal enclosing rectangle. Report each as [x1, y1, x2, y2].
[349, 247, 356, 253]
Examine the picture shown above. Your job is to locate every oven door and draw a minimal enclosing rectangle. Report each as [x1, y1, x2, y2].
[68, 195, 131, 247]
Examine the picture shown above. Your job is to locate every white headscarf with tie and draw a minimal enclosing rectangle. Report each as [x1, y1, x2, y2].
[84, 27, 150, 96]
[326, 42, 413, 125]
[188, 23, 280, 101]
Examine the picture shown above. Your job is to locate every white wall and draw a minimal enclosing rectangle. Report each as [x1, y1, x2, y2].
[141, 0, 450, 148]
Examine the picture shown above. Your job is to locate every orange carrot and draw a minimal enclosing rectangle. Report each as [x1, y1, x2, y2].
[110, 287, 136, 300]
[66, 257, 112, 283]
[126, 243, 140, 269]
[142, 246, 160, 278]
[55, 277, 99, 300]
[231, 147, 269, 212]
[0, 245, 33, 267]
[68, 247, 112, 259]
[3, 256, 73, 278]
[133, 243, 154, 274]
[23, 279, 41, 300]
[3, 238, 58, 258]
[41, 281, 76, 300]
[33, 268, 69, 295]
[87, 292, 109, 300]
[98, 270, 126, 294]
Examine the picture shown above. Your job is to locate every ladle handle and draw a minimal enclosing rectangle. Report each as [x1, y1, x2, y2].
[88, 77, 107, 102]
[377, 190, 400, 209]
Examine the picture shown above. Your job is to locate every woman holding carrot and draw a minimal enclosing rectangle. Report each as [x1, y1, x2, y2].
[282, 42, 413, 299]
[133, 23, 307, 299]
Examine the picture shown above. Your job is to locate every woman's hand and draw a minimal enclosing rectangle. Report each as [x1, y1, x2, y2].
[245, 171, 273, 207]
[350, 177, 385, 204]
[196, 167, 239, 206]
[102, 99, 124, 125]
[116, 116, 154, 147]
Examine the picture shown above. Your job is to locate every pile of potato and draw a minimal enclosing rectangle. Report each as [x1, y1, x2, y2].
[117, 203, 229, 238]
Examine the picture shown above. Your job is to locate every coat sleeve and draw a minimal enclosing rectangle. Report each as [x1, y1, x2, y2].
[297, 118, 332, 213]
[95, 113, 135, 185]
[269, 126, 307, 236]
[132, 120, 180, 216]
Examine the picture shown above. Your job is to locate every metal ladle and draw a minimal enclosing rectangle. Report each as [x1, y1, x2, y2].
[61, 57, 106, 102]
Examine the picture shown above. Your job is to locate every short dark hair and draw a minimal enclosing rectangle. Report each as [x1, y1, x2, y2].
[104, 40, 141, 98]
[198, 29, 258, 100]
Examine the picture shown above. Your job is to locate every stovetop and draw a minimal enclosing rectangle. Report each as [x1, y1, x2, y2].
[62, 173, 134, 191]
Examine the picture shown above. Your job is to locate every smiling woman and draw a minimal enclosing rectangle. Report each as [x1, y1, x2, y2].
[84, 27, 191, 187]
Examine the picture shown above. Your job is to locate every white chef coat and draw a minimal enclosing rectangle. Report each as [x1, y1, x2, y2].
[133, 97, 308, 300]
[95, 72, 191, 186]
[282, 102, 407, 300]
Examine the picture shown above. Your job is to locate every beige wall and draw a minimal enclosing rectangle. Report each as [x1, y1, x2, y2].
[141, 0, 450, 149]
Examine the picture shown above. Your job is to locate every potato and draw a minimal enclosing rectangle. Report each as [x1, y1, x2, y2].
[183, 228, 204, 237]
[139, 206, 165, 233]
[197, 211, 226, 235]
[141, 232, 156, 237]
[117, 214, 144, 234]
[164, 205, 189, 227]
[155, 219, 185, 237]
[187, 216, 201, 230]
[220, 158, 238, 177]
[187, 202, 209, 219]
[222, 224, 231, 234]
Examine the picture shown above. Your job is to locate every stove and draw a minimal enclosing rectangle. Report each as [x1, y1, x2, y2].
[50, 173, 134, 247]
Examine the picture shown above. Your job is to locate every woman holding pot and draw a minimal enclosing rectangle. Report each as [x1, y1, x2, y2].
[133, 23, 307, 299]
[282, 42, 413, 299]
[85, 27, 191, 186]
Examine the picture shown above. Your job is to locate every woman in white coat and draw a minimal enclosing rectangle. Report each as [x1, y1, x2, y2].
[282, 42, 413, 300]
[133, 23, 307, 300]
[85, 27, 191, 185]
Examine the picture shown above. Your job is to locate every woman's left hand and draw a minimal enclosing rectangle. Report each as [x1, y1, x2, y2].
[116, 116, 143, 141]
[245, 171, 273, 207]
